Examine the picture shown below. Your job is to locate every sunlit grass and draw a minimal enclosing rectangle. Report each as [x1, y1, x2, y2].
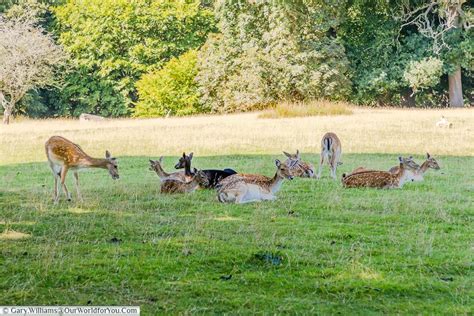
[259, 100, 353, 118]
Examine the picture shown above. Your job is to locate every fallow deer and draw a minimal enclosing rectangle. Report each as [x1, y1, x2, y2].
[389, 153, 440, 181]
[45, 136, 119, 202]
[149, 157, 190, 182]
[283, 150, 315, 178]
[317, 132, 342, 180]
[160, 170, 209, 194]
[342, 157, 418, 189]
[174, 152, 237, 188]
[217, 159, 294, 204]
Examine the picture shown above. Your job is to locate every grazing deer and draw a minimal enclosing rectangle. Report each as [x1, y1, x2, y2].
[160, 170, 209, 194]
[174, 152, 237, 188]
[389, 153, 440, 181]
[217, 159, 294, 204]
[317, 132, 342, 180]
[45, 136, 119, 202]
[342, 157, 418, 189]
[283, 150, 315, 178]
[149, 157, 190, 182]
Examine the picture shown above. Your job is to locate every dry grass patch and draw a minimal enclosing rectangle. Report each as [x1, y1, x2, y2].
[0, 229, 31, 240]
[259, 100, 353, 118]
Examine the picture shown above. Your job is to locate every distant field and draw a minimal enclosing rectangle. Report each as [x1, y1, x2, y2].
[0, 108, 473, 314]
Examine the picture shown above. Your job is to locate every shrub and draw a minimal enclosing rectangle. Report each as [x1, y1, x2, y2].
[404, 57, 444, 93]
[196, 2, 351, 113]
[134, 50, 205, 117]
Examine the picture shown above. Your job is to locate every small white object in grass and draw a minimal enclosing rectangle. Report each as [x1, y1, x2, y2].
[436, 116, 453, 128]
[79, 113, 105, 122]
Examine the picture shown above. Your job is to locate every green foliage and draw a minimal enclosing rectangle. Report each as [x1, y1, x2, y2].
[134, 50, 204, 117]
[52, 0, 214, 116]
[404, 57, 444, 92]
[196, 1, 351, 113]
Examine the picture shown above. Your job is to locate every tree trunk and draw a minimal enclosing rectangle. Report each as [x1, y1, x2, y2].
[448, 67, 464, 107]
[448, 5, 464, 108]
[3, 107, 11, 125]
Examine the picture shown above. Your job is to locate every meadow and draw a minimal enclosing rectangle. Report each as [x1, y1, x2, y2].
[0, 108, 473, 314]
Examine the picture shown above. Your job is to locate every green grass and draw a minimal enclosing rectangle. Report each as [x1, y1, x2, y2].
[259, 101, 353, 118]
[0, 154, 473, 314]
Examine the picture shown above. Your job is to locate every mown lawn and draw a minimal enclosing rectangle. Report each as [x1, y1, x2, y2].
[0, 153, 472, 314]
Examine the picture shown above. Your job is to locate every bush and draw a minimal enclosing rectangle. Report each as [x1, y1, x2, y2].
[404, 57, 444, 93]
[134, 50, 204, 117]
[196, 2, 351, 113]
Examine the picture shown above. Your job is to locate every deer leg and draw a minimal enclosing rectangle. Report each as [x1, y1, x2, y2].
[317, 153, 325, 179]
[73, 171, 83, 202]
[60, 166, 71, 201]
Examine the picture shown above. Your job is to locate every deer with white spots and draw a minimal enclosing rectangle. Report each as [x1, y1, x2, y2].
[45, 136, 119, 203]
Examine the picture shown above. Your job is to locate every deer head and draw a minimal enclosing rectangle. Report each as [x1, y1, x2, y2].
[425, 153, 440, 170]
[193, 170, 210, 187]
[149, 157, 163, 172]
[105, 150, 119, 180]
[275, 159, 294, 180]
[175, 152, 193, 169]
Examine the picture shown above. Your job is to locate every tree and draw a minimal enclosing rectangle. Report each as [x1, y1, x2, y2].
[400, 0, 473, 107]
[52, 0, 214, 116]
[197, 1, 351, 113]
[0, 13, 66, 124]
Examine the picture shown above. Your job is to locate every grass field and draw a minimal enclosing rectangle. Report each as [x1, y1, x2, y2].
[0, 108, 473, 314]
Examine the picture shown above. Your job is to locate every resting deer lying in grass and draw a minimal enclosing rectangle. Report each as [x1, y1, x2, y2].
[45, 136, 119, 202]
[217, 159, 294, 204]
[389, 153, 440, 181]
[317, 132, 342, 180]
[160, 170, 209, 194]
[342, 157, 418, 189]
[149, 157, 191, 182]
[174, 152, 237, 188]
[283, 150, 315, 178]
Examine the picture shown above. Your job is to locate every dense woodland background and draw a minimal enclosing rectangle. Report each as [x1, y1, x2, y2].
[0, 0, 472, 122]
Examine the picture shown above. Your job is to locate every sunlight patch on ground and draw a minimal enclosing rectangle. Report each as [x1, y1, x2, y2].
[0, 229, 31, 240]
[0, 221, 36, 225]
[212, 216, 244, 221]
[67, 207, 93, 214]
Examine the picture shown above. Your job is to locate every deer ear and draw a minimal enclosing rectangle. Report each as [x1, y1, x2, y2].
[182, 152, 186, 158]
[283, 151, 291, 158]
[275, 159, 281, 167]
[296, 149, 300, 157]
[149, 159, 155, 164]
[398, 156, 402, 162]
[189, 152, 193, 159]
[159, 156, 163, 163]
[426, 152, 431, 158]
[105, 150, 111, 159]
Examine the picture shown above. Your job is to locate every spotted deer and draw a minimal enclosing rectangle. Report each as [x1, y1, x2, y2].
[283, 150, 315, 178]
[342, 157, 418, 189]
[317, 132, 342, 180]
[389, 153, 440, 181]
[217, 160, 294, 204]
[160, 170, 209, 194]
[45, 136, 119, 202]
[149, 157, 190, 182]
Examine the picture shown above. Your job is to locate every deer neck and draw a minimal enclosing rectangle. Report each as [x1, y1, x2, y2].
[84, 157, 108, 169]
[419, 160, 430, 174]
[184, 159, 193, 177]
[269, 173, 284, 194]
[154, 163, 170, 178]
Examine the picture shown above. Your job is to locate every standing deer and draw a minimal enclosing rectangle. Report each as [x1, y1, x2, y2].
[283, 150, 315, 178]
[317, 132, 342, 180]
[45, 136, 119, 202]
[388, 153, 440, 181]
[174, 152, 237, 188]
[160, 170, 209, 194]
[217, 159, 294, 204]
[342, 157, 418, 189]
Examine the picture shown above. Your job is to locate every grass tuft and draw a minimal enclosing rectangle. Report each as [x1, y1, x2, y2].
[259, 100, 353, 118]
